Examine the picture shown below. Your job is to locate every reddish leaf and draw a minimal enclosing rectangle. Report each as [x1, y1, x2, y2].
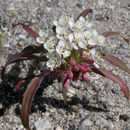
[75, 8, 93, 22]
[14, 80, 25, 91]
[12, 23, 39, 39]
[63, 78, 70, 88]
[1, 53, 38, 80]
[21, 70, 51, 130]
[14, 75, 35, 91]
[46, 75, 62, 80]
[101, 31, 129, 44]
[102, 54, 130, 74]
[92, 68, 129, 100]
[91, 68, 105, 77]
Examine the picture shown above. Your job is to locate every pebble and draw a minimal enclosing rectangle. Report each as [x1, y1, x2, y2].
[67, 88, 77, 98]
[0, 57, 6, 66]
[55, 126, 63, 130]
[78, 118, 93, 130]
[34, 118, 54, 130]
[98, 0, 105, 6]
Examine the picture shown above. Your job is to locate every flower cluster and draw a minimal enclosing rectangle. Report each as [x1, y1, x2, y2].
[36, 15, 106, 71]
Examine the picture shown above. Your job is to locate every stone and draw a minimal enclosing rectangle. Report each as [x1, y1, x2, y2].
[78, 118, 93, 130]
[34, 118, 54, 130]
[55, 126, 63, 130]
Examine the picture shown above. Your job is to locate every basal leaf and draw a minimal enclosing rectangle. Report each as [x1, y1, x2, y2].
[1, 53, 38, 80]
[21, 70, 51, 130]
[102, 53, 130, 74]
[12, 23, 39, 39]
[92, 68, 129, 100]
[101, 31, 129, 44]
[75, 8, 93, 22]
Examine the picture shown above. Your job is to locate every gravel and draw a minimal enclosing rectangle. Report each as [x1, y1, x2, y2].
[0, 0, 130, 130]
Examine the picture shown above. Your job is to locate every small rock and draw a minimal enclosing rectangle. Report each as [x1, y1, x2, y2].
[98, 0, 104, 6]
[95, 117, 107, 128]
[128, 3, 130, 7]
[95, 14, 103, 21]
[67, 88, 76, 98]
[76, 3, 82, 9]
[111, 88, 121, 95]
[0, 57, 6, 66]
[55, 126, 63, 130]
[34, 118, 54, 130]
[82, 119, 93, 126]
[78, 118, 93, 130]
[47, 0, 59, 7]
[119, 114, 129, 122]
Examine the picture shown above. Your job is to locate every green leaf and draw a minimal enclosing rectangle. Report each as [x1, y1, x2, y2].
[102, 54, 130, 74]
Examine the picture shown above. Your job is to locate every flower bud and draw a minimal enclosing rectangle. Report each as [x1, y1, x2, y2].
[79, 66, 87, 72]
[70, 59, 76, 66]
[85, 67, 92, 73]
[67, 70, 73, 79]
[84, 58, 94, 64]
[81, 63, 88, 68]
[83, 74, 90, 82]
[63, 79, 70, 88]
[73, 65, 79, 71]
[63, 72, 68, 78]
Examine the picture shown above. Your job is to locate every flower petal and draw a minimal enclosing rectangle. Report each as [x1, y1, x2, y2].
[56, 26, 64, 35]
[88, 39, 96, 46]
[78, 41, 86, 48]
[68, 33, 74, 42]
[53, 20, 58, 26]
[39, 30, 48, 38]
[36, 37, 45, 44]
[64, 51, 71, 57]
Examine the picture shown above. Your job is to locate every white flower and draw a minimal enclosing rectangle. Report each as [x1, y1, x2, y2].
[84, 30, 92, 40]
[68, 17, 84, 31]
[84, 20, 93, 28]
[97, 35, 106, 45]
[44, 37, 57, 52]
[36, 30, 48, 44]
[75, 16, 85, 29]
[56, 26, 65, 35]
[68, 33, 74, 42]
[53, 16, 69, 28]
[90, 49, 96, 56]
[46, 52, 61, 70]
[58, 16, 69, 26]
[88, 39, 96, 46]
[53, 20, 58, 26]
[74, 32, 86, 48]
[68, 17, 75, 30]
[56, 39, 71, 58]
[92, 29, 98, 37]
[56, 25, 69, 40]
[93, 62, 100, 68]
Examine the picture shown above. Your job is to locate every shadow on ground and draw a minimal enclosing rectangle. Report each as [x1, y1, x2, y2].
[0, 62, 109, 118]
